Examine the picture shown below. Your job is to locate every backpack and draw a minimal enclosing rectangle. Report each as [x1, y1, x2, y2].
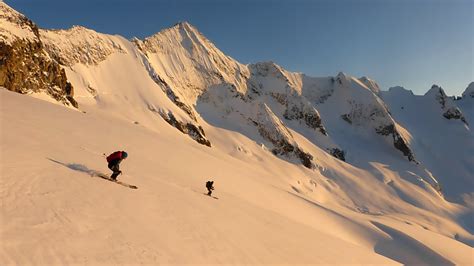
[107, 151, 122, 163]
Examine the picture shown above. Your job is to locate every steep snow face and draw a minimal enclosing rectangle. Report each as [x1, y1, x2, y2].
[197, 81, 318, 168]
[302, 72, 417, 163]
[135, 22, 249, 103]
[138, 25, 421, 169]
[458, 82, 474, 126]
[39, 25, 210, 146]
[40, 26, 126, 66]
[461, 82, 474, 99]
[381, 85, 474, 203]
[247, 62, 303, 95]
[139, 31, 331, 167]
[0, 2, 38, 44]
[253, 103, 314, 168]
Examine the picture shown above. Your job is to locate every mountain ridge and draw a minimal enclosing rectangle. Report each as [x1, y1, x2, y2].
[1, 1, 471, 196]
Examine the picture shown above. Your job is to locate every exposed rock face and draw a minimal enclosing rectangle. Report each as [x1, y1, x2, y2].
[0, 2, 77, 107]
[247, 63, 329, 137]
[376, 124, 416, 162]
[159, 110, 211, 147]
[426, 85, 468, 126]
[429, 85, 448, 108]
[163, 86, 197, 121]
[142, 59, 198, 121]
[341, 114, 352, 124]
[281, 94, 327, 135]
[340, 99, 416, 162]
[253, 103, 314, 169]
[443, 107, 468, 125]
[336, 72, 349, 86]
[340, 101, 387, 126]
[329, 148, 345, 161]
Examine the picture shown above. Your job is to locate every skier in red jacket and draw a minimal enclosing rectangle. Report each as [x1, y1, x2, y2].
[106, 151, 128, 180]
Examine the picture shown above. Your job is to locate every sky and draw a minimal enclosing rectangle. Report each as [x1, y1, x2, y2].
[6, 0, 473, 96]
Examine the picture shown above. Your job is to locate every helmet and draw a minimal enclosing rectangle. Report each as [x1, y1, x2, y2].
[122, 151, 128, 159]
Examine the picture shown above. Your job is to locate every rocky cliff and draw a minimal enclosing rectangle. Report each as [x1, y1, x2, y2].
[0, 2, 77, 107]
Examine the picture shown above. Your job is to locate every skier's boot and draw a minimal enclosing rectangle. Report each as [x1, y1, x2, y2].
[110, 171, 120, 181]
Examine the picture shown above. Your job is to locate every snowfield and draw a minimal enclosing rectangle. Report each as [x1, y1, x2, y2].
[2, 89, 472, 265]
[1, 1, 473, 265]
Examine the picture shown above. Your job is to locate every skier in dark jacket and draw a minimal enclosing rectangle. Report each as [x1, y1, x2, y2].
[106, 151, 128, 180]
[206, 180, 214, 196]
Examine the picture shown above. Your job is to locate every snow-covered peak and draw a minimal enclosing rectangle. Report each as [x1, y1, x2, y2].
[248, 61, 298, 94]
[174, 21, 199, 35]
[387, 86, 415, 97]
[251, 61, 283, 74]
[0, 1, 24, 23]
[425, 84, 447, 98]
[335, 72, 350, 86]
[40, 26, 126, 66]
[358, 76, 381, 94]
[138, 21, 213, 56]
[420, 84, 469, 126]
[136, 21, 249, 102]
[462, 82, 474, 99]
[0, 1, 38, 44]
[166, 21, 199, 37]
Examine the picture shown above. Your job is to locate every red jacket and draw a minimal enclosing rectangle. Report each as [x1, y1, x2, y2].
[107, 151, 124, 163]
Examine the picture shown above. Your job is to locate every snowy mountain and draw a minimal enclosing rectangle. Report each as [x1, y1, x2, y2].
[381, 85, 474, 204]
[0, 2, 76, 107]
[458, 82, 474, 126]
[1, 2, 473, 264]
[40, 26, 126, 66]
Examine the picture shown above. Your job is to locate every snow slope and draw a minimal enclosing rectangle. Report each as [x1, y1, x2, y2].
[2, 89, 473, 265]
[1, 2, 473, 264]
[381, 85, 474, 204]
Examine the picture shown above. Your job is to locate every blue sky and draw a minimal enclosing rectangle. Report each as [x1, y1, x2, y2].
[7, 0, 473, 95]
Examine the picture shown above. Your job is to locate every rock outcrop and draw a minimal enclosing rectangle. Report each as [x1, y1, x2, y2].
[375, 124, 416, 162]
[253, 103, 314, 168]
[328, 148, 346, 161]
[159, 110, 211, 147]
[336, 77, 417, 163]
[426, 85, 468, 126]
[0, 2, 77, 107]
[278, 92, 327, 135]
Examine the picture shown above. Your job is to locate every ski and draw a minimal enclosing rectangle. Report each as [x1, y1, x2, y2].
[93, 173, 138, 189]
[203, 193, 218, 199]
